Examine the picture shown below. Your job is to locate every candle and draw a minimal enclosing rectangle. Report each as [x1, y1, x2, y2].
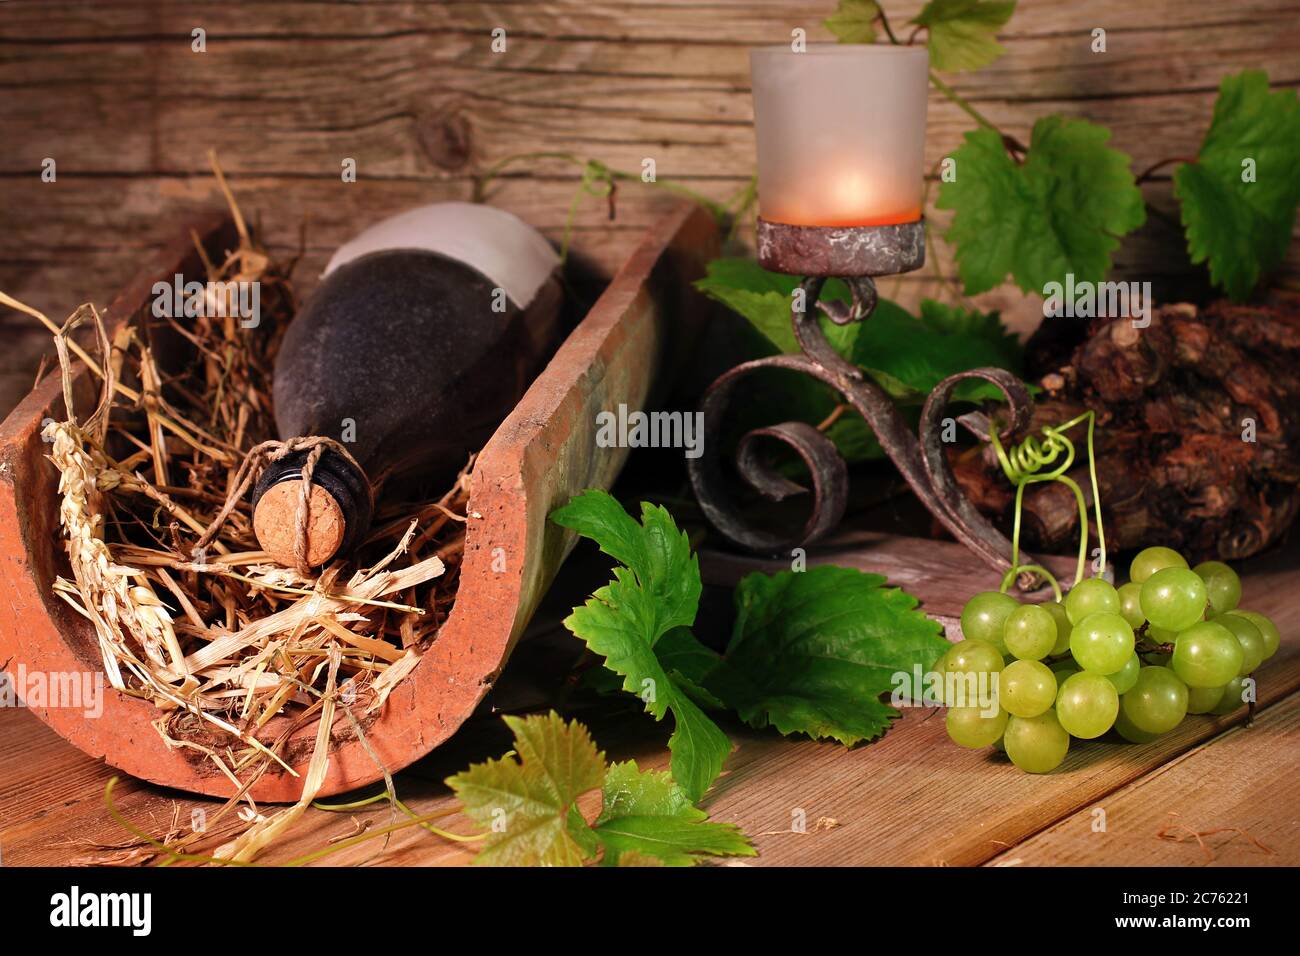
[750, 44, 929, 228]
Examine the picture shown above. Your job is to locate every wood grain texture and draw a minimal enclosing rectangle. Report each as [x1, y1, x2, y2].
[986, 695, 1300, 867]
[1, 0, 1298, 338]
[2, 526, 1296, 866]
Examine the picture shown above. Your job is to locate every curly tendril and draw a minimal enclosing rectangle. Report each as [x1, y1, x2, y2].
[989, 410, 1107, 595]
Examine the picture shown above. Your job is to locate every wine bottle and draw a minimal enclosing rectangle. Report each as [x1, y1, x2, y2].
[250, 202, 563, 569]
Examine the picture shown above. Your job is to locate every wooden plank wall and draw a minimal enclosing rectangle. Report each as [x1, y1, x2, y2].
[1, 0, 1298, 382]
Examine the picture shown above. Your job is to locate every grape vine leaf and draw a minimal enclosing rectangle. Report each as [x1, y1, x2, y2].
[1173, 70, 1300, 301]
[549, 487, 700, 637]
[911, 0, 1017, 72]
[841, 305, 1022, 401]
[937, 116, 1146, 295]
[554, 495, 950, 756]
[445, 712, 606, 867]
[918, 299, 1022, 369]
[824, 0, 881, 44]
[616, 851, 665, 867]
[552, 491, 729, 801]
[705, 567, 950, 746]
[593, 761, 756, 866]
[581, 626, 725, 710]
[654, 626, 726, 709]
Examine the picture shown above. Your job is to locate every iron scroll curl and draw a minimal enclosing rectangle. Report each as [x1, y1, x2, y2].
[687, 275, 1045, 588]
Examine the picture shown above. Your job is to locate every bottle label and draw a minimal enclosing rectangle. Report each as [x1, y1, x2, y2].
[324, 202, 559, 309]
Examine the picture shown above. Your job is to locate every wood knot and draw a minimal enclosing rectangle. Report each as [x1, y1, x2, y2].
[417, 107, 473, 171]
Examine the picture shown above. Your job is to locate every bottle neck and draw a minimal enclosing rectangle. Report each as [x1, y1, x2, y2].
[250, 447, 373, 568]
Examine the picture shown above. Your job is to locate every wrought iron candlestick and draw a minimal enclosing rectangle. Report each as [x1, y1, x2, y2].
[687, 217, 1042, 584]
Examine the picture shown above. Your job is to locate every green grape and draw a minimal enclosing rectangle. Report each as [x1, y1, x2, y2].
[1147, 623, 1179, 645]
[942, 639, 1005, 677]
[1129, 546, 1188, 583]
[1171, 621, 1244, 688]
[1069, 612, 1135, 675]
[1043, 601, 1073, 655]
[961, 591, 1018, 654]
[932, 649, 948, 677]
[1193, 560, 1241, 613]
[1209, 676, 1248, 715]
[1139, 567, 1207, 631]
[1000, 660, 1058, 718]
[1050, 668, 1080, 707]
[1213, 613, 1264, 676]
[1228, 610, 1280, 661]
[1116, 581, 1146, 628]
[939, 643, 1002, 708]
[946, 706, 1008, 749]
[1049, 660, 1080, 683]
[1056, 671, 1120, 739]
[1121, 666, 1188, 734]
[1185, 683, 1226, 715]
[1064, 578, 1121, 625]
[1003, 709, 1070, 773]
[927, 650, 949, 705]
[1004, 604, 1058, 661]
[1113, 708, 1159, 743]
[1104, 652, 1141, 694]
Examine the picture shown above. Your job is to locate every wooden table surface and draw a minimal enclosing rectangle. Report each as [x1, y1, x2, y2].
[2, 0, 1298, 868]
[1, 524, 1295, 867]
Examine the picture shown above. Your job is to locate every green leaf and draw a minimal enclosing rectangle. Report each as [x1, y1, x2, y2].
[1174, 70, 1300, 301]
[656, 626, 726, 709]
[662, 691, 731, 802]
[824, 0, 880, 44]
[616, 851, 666, 866]
[582, 627, 726, 711]
[845, 305, 1023, 402]
[554, 492, 729, 801]
[593, 761, 756, 866]
[705, 566, 950, 746]
[912, 0, 1016, 72]
[937, 117, 1146, 295]
[918, 298, 1022, 369]
[551, 492, 699, 638]
[445, 712, 606, 866]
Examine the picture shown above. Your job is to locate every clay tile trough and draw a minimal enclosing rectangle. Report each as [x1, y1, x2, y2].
[0, 202, 719, 802]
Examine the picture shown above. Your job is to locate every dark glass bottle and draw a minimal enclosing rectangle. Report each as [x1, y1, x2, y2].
[251, 203, 562, 568]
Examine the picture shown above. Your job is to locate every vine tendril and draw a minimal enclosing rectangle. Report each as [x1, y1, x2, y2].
[989, 410, 1107, 593]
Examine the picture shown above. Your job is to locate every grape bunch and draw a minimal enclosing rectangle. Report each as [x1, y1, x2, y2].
[940, 547, 1282, 773]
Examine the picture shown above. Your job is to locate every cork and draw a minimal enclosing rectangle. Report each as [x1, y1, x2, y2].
[252, 480, 347, 568]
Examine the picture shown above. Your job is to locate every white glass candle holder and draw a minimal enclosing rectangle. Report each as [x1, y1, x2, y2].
[750, 44, 929, 228]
